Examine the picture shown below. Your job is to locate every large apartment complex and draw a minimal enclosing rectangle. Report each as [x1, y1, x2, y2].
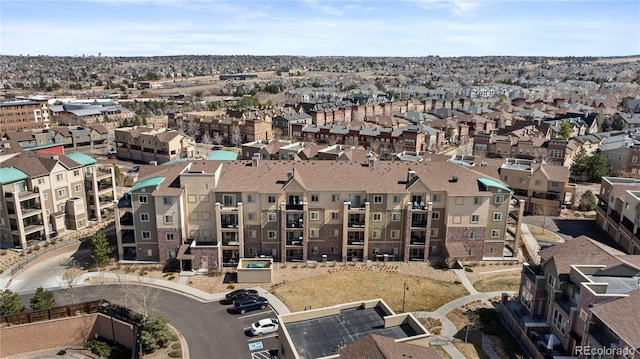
[499, 236, 640, 359]
[115, 157, 523, 270]
[0, 100, 51, 136]
[0, 151, 116, 249]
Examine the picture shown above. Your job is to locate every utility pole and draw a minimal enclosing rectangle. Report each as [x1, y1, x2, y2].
[402, 282, 409, 312]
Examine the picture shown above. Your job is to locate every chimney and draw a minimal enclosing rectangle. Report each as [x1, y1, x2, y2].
[286, 169, 294, 180]
[407, 170, 416, 182]
[449, 176, 459, 183]
[252, 153, 260, 167]
[52, 155, 59, 160]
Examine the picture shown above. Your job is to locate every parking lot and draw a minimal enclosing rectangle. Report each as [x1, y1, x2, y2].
[217, 300, 281, 359]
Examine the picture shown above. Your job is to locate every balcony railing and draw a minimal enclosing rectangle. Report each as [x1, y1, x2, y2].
[609, 209, 621, 224]
[195, 237, 218, 246]
[410, 237, 426, 245]
[286, 204, 304, 210]
[122, 231, 135, 244]
[621, 216, 634, 233]
[411, 221, 427, 228]
[286, 239, 303, 246]
[348, 221, 365, 228]
[347, 239, 365, 246]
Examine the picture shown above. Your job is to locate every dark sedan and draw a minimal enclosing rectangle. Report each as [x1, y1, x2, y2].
[224, 289, 258, 304]
[233, 296, 268, 314]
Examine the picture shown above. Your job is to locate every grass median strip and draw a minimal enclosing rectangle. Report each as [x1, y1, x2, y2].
[271, 271, 469, 313]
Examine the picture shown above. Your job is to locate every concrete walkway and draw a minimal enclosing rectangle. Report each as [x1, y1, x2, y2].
[411, 269, 515, 359]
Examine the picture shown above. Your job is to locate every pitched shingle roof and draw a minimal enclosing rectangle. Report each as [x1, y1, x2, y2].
[339, 334, 443, 359]
[590, 289, 640, 350]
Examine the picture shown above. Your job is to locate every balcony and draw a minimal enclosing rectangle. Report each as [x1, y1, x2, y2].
[596, 199, 609, 213]
[119, 213, 134, 227]
[121, 230, 135, 244]
[195, 237, 218, 246]
[348, 214, 366, 228]
[20, 206, 42, 218]
[621, 216, 634, 233]
[286, 203, 304, 211]
[220, 214, 239, 228]
[523, 264, 545, 284]
[553, 292, 573, 315]
[410, 201, 427, 211]
[347, 235, 365, 246]
[6, 190, 40, 202]
[609, 209, 621, 224]
[20, 222, 45, 235]
[89, 168, 113, 181]
[411, 214, 428, 228]
[118, 195, 132, 208]
[286, 237, 304, 246]
[222, 233, 240, 246]
[410, 237, 426, 245]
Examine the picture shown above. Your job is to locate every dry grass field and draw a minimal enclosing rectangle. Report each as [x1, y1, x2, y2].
[472, 272, 521, 292]
[270, 270, 469, 313]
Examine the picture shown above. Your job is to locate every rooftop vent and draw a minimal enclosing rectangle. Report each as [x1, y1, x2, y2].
[449, 176, 459, 183]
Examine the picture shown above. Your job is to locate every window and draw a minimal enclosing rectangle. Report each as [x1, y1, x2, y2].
[493, 212, 502, 221]
[310, 211, 319, 220]
[489, 246, 496, 254]
[391, 213, 401, 221]
[200, 194, 209, 202]
[503, 175, 511, 182]
[430, 228, 438, 237]
[393, 195, 401, 203]
[373, 213, 382, 221]
[164, 215, 173, 224]
[535, 179, 542, 186]
[330, 246, 338, 254]
[469, 232, 478, 239]
[268, 196, 276, 203]
[310, 229, 319, 237]
[248, 213, 256, 220]
[491, 229, 500, 238]
[166, 233, 175, 241]
[332, 194, 340, 202]
[373, 195, 383, 204]
[267, 213, 277, 222]
[145, 249, 153, 257]
[163, 197, 172, 205]
[471, 214, 479, 223]
[474, 197, 481, 205]
[57, 188, 66, 197]
[222, 194, 235, 206]
[73, 170, 80, 177]
[311, 246, 319, 254]
[550, 181, 559, 188]
[56, 174, 63, 181]
[331, 229, 339, 237]
[455, 197, 464, 205]
[331, 212, 339, 220]
[432, 194, 441, 202]
[268, 231, 277, 239]
[371, 230, 381, 239]
[548, 275, 556, 288]
[390, 230, 399, 239]
[142, 231, 151, 239]
[139, 195, 148, 204]
[247, 194, 256, 203]
[38, 178, 44, 184]
[43, 193, 48, 200]
[495, 195, 505, 204]
[468, 249, 474, 256]
[59, 204, 66, 212]
[634, 156, 638, 163]
[311, 194, 319, 202]
[519, 177, 526, 184]
[140, 213, 150, 222]
[75, 184, 82, 192]
[552, 309, 567, 334]
[248, 230, 257, 238]
[431, 211, 440, 220]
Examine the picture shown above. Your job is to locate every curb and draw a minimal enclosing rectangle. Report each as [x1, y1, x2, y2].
[168, 323, 190, 359]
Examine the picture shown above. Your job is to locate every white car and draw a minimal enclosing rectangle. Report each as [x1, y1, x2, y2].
[250, 318, 279, 336]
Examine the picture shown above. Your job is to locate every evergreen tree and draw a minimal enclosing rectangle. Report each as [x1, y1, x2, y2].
[30, 287, 55, 310]
[0, 289, 25, 316]
[571, 148, 590, 177]
[587, 153, 610, 181]
[90, 230, 112, 268]
[140, 315, 173, 353]
[578, 190, 597, 211]
[559, 121, 572, 139]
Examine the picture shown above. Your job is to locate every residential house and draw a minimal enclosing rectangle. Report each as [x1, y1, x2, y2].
[114, 126, 195, 164]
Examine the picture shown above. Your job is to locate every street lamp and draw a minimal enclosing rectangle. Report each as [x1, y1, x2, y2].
[402, 282, 409, 312]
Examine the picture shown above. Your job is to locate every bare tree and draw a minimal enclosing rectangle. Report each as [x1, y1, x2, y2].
[327, 135, 338, 146]
[534, 202, 559, 235]
[201, 132, 213, 157]
[272, 127, 284, 141]
[60, 265, 83, 305]
[212, 132, 223, 146]
[369, 138, 381, 155]
[305, 133, 315, 144]
[393, 140, 404, 154]
[128, 278, 160, 318]
[186, 121, 201, 139]
[345, 136, 359, 147]
[230, 125, 242, 147]
[173, 118, 187, 133]
[532, 148, 551, 163]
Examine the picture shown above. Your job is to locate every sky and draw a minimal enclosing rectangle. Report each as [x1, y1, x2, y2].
[1, 0, 639, 57]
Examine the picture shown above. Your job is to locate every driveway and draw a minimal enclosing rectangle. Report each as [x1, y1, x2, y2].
[522, 215, 621, 250]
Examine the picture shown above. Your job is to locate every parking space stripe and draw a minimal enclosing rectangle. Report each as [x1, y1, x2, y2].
[247, 333, 277, 342]
[237, 309, 274, 319]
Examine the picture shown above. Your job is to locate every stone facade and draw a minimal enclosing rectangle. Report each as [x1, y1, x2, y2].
[446, 226, 486, 260]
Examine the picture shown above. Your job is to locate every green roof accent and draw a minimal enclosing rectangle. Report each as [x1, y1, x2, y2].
[478, 177, 513, 194]
[66, 152, 98, 166]
[162, 158, 188, 165]
[448, 159, 474, 167]
[208, 150, 238, 160]
[129, 176, 165, 193]
[22, 142, 65, 151]
[0, 167, 29, 184]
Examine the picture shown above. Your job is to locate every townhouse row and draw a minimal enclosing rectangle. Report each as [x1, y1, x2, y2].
[595, 177, 640, 255]
[499, 236, 640, 358]
[0, 151, 116, 249]
[115, 157, 524, 272]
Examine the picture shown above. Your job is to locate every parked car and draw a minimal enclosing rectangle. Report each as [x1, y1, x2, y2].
[129, 165, 140, 173]
[225, 289, 258, 304]
[251, 318, 279, 336]
[234, 296, 268, 314]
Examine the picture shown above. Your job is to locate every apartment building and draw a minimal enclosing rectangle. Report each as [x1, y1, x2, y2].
[498, 236, 640, 358]
[0, 100, 50, 136]
[114, 158, 522, 271]
[498, 159, 570, 216]
[114, 126, 195, 164]
[49, 102, 134, 126]
[473, 133, 568, 166]
[1, 125, 109, 156]
[595, 177, 640, 255]
[0, 151, 116, 249]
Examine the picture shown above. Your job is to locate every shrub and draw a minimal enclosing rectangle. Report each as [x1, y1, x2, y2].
[43, 242, 50, 248]
[0, 249, 7, 256]
[171, 342, 181, 349]
[453, 280, 462, 285]
[139, 270, 147, 276]
[84, 339, 111, 357]
[33, 245, 41, 251]
[169, 333, 178, 342]
[226, 285, 235, 290]
[168, 350, 182, 358]
[464, 266, 473, 272]
[88, 267, 97, 272]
